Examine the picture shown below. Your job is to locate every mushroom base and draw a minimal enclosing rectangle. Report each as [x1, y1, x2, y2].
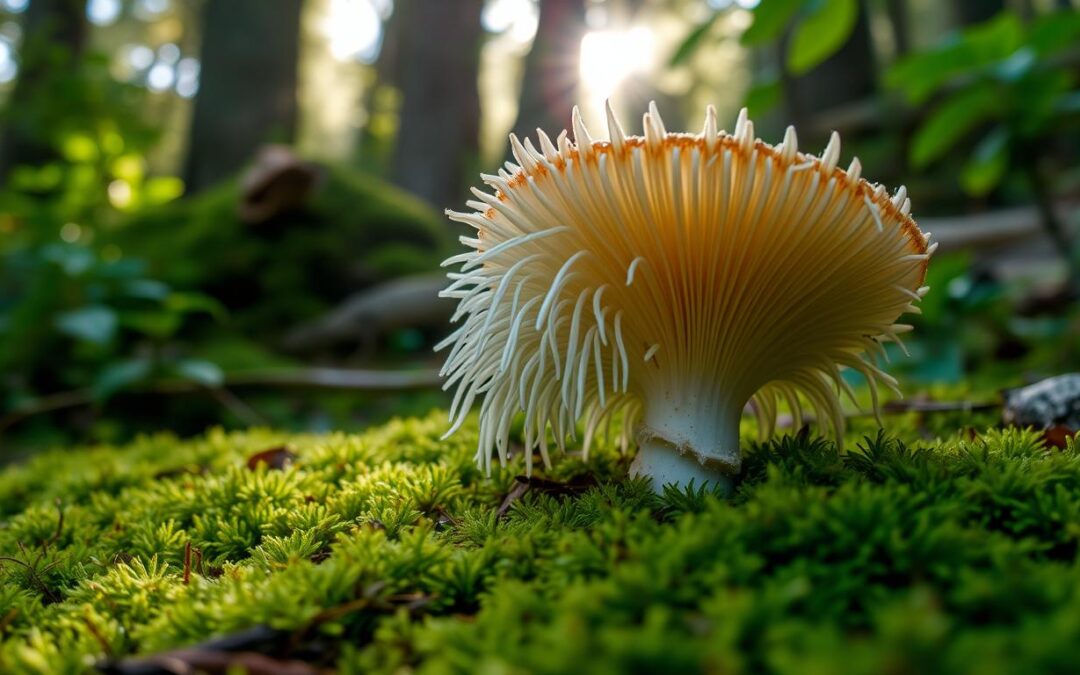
[629, 440, 735, 496]
[630, 394, 742, 494]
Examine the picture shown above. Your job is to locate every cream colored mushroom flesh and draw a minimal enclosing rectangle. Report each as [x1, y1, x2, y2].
[438, 103, 932, 492]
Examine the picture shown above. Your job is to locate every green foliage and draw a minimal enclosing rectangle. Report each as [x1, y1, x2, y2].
[785, 0, 858, 75]
[908, 83, 999, 169]
[0, 46, 174, 238]
[672, 0, 859, 76]
[740, 0, 802, 48]
[898, 245, 1080, 385]
[668, 14, 721, 67]
[111, 165, 451, 335]
[0, 242, 224, 409]
[888, 10, 1080, 195]
[1, 411, 1080, 672]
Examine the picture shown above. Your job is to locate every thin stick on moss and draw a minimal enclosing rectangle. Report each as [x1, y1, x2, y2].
[0, 367, 442, 437]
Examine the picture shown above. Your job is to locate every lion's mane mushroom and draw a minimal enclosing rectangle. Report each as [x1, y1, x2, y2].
[438, 103, 933, 492]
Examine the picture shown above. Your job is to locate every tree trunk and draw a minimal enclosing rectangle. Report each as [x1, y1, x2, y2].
[955, 0, 1004, 26]
[510, 0, 586, 144]
[390, 0, 485, 211]
[0, 0, 87, 178]
[183, 0, 303, 194]
[884, 0, 911, 58]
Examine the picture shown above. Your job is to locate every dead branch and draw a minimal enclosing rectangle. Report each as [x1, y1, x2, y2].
[281, 274, 452, 353]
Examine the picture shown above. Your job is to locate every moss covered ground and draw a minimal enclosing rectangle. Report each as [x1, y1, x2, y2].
[110, 165, 451, 335]
[1, 408, 1079, 673]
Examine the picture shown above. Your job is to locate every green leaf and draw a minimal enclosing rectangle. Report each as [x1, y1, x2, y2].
[9, 163, 63, 192]
[964, 11, 1024, 58]
[110, 154, 145, 183]
[910, 84, 999, 168]
[54, 306, 118, 345]
[119, 309, 183, 339]
[670, 14, 719, 66]
[92, 358, 152, 401]
[1028, 9, 1080, 57]
[60, 134, 98, 163]
[741, 0, 802, 46]
[960, 126, 1009, 196]
[42, 243, 95, 276]
[173, 359, 224, 388]
[992, 47, 1035, 83]
[786, 0, 857, 75]
[165, 292, 227, 320]
[886, 12, 1023, 103]
[143, 176, 185, 205]
[123, 279, 171, 301]
[1013, 69, 1072, 136]
[97, 257, 146, 280]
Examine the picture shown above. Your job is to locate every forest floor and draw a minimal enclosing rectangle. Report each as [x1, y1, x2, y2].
[1, 406, 1079, 674]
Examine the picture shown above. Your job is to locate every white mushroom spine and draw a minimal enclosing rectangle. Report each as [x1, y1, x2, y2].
[438, 103, 932, 491]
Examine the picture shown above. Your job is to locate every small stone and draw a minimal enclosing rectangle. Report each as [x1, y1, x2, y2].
[1002, 374, 1080, 430]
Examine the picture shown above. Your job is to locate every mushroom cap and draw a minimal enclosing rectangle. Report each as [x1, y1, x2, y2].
[439, 103, 932, 474]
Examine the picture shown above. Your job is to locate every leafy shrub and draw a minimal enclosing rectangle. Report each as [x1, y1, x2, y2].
[888, 10, 1080, 196]
[0, 242, 224, 411]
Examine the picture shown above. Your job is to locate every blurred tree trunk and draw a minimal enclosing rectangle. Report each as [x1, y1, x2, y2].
[782, 0, 876, 133]
[884, 0, 910, 57]
[183, 0, 302, 194]
[510, 0, 586, 144]
[0, 0, 87, 179]
[955, 0, 1004, 25]
[390, 0, 485, 210]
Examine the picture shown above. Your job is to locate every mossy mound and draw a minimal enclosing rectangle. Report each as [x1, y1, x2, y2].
[1, 413, 1080, 673]
[109, 166, 451, 335]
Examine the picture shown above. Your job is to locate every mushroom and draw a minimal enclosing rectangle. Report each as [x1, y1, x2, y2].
[438, 103, 933, 492]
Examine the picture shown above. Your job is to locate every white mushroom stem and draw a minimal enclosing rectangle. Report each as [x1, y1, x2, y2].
[630, 440, 735, 495]
[631, 392, 742, 493]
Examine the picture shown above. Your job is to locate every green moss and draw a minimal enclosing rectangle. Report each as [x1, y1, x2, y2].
[1, 412, 1079, 673]
[108, 165, 452, 334]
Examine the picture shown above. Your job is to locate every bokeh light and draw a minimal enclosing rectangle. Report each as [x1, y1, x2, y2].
[127, 44, 155, 71]
[482, 0, 538, 44]
[324, 0, 384, 63]
[579, 27, 655, 108]
[134, 0, 169, 19]
[157, 43, 180, 65]
[175, 57, 199, 98]
[0, 36, 15, 84]
[147, 62, 174, 92]
[87, 0, 123, 26]
[707, 0, 761, 8]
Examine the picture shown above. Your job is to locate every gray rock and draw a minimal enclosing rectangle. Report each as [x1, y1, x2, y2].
[1002, 374, 1080, 430]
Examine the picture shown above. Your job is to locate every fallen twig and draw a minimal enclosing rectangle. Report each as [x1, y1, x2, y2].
[0, 367, 442, 438]
[220, 367, 441, 390]
[774, 399, 1000, 429]
[496, 475, 596, 518]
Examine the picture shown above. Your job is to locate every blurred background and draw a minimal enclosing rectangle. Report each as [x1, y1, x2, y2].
[0, 0, 1078, 453]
